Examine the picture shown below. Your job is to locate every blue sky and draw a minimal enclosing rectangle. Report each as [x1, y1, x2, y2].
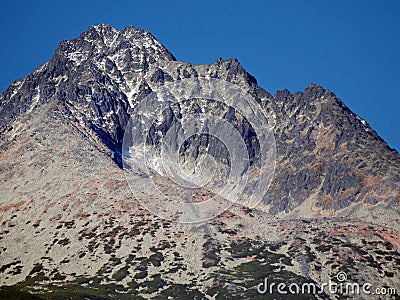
[1, 0, 399, 151]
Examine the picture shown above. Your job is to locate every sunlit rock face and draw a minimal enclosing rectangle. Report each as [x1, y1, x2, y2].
[0, 24, 399, 299]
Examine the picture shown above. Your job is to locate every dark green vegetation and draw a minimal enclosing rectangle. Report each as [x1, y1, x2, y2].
[0, 237, 328, 299]
[1, 219, 399, 299]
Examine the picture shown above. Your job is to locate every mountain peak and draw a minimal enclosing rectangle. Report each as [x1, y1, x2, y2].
[51, 24, 175, 63]
[93, 23, 117, 31]
[122, 24, 147, 34]
[0, 25, 399, 297]
[0, 25, 398, 217]
[213, 57, 258, 86]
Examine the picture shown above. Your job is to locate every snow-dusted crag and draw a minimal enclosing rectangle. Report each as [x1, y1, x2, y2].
[1, 24, 398, 216]
[0, 24, 399, 299]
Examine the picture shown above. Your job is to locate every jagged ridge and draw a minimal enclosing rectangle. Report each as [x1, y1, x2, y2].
[0, 24, 399, 216]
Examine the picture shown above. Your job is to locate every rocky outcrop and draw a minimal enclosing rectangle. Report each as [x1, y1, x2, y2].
[0, 24, 399, 215]
[0, 24, 399, 300]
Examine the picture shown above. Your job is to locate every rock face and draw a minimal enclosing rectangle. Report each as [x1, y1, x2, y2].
[0, 25, 174, 163]
[1, 24, 398, 216]
[0, 24, 399, 299]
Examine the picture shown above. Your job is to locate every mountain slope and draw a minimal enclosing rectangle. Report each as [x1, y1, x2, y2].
[0, 24, 399, 299]
[1, 24, 398, 219]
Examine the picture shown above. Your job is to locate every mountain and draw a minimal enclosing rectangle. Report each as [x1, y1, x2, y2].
[0, 24, 399, 299]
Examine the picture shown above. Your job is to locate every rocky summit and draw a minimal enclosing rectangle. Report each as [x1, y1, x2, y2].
[0, 24, 399, 299]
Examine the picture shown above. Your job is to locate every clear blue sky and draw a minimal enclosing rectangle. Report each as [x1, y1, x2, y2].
[1, 0, 399, 151]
